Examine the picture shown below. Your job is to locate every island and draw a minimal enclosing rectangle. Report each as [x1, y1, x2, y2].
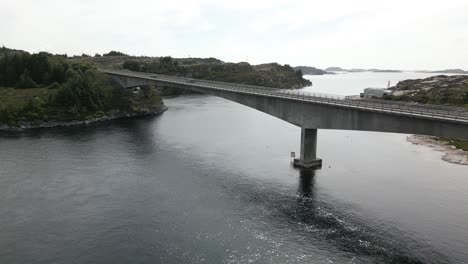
[0, 46, 312, 130]
[416, 69, 468, 74]
[325, 66, 402, 73]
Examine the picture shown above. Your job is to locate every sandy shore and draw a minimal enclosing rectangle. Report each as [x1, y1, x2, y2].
[407, 135, 468, 165]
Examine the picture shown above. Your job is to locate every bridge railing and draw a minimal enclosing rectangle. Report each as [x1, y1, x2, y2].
[157, 74, 468, 122]
[102, 69, 468, 123]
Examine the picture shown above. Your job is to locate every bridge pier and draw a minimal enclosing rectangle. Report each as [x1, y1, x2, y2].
[294, 128, 322, 169]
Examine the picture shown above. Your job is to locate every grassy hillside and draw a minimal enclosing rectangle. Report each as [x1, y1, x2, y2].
[0, 49, 164, 126]
[73, 55, 312, 89]
[0, 87, 52, 109]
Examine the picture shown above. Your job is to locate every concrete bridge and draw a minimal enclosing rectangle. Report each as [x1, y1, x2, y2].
[101, 69, 468, 168]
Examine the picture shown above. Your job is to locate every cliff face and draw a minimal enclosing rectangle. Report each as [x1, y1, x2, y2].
[386, 75, 468, 107]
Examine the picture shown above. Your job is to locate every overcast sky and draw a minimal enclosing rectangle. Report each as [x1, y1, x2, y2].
[2, 0, 468, 70]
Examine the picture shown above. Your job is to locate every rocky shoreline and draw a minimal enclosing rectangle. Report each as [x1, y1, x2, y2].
[0, 106, 167, 131]
[407, 135, 468, 165]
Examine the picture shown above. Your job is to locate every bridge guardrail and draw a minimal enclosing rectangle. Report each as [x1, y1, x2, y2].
[101, 69, 468, 123]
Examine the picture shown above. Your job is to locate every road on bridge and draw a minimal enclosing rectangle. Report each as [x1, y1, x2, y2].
[101, 69, 468, 125]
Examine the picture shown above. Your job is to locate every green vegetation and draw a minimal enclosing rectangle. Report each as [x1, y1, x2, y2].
[120, 57, 311, 89]
[384, 91, 468, 107]
[1, 46, 312, 128]
[0, 87, 51, 109]
[119, 57, 313, 95]
[0, 69, 127, 125]
[436, 138, 468, 151]
[0, 48, 162, 127]
[0, 87, 52, 124]
[73, 53, 311, 89]
[0, 50, 94, 88]
[103, 51, 127, 57]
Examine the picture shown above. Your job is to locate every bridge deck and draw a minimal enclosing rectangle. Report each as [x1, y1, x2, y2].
[101, 69, 468, 125]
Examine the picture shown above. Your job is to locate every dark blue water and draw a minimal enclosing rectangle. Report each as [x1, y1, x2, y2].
[1, 95, 467, 263]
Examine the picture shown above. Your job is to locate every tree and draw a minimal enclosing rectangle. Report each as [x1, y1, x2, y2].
[28, 53, 50, 84]
[52, 69, 117, 114]
[0, 104, 16, 124]
[103, 51, 127, 56]
[123, 60, 141, 71]
[1, 55, 19, 86]
[16, 69, 38, 88]
[295, 69, 304, 79]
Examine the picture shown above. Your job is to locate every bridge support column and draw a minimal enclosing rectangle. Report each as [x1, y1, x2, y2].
[294, 128, 322, 169]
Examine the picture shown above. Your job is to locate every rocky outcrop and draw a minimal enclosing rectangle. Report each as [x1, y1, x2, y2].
[293, 66, 329, 75]
[386, 75, 468, 106]
[76, 56, 312, 90]
[407, 135, 468, 165]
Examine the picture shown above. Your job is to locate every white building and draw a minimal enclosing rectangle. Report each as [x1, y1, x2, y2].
[360, 88, 391, 98]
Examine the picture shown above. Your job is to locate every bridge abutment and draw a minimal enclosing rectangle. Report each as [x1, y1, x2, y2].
[294, 128, 322, 169]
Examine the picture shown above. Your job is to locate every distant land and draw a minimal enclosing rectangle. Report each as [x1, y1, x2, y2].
[324, 67, 468, 74]
[416, 69, 468, 74]
[368, 69, 403, 73]
[325, 67, 402, 73]
[293, 66, 330, 75]
[292, 65, 404, 75]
